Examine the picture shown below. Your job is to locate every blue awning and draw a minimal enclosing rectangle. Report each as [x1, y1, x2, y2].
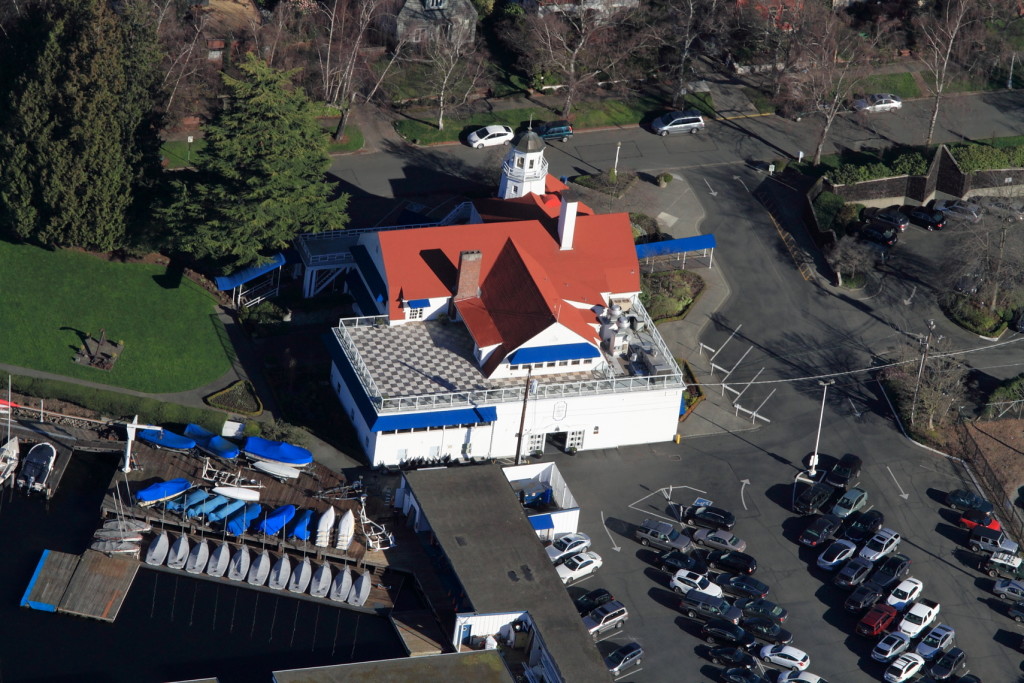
[635, 234, 717, 259]
[529, 514, 554, 531]
[214, 252, 286, 291]
[407, 299, 430, 309]
[507, 343, 600, 365]
[371, 406, 497, 432]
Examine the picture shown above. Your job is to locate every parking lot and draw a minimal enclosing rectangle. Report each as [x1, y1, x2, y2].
[551, 404, 1024, 682]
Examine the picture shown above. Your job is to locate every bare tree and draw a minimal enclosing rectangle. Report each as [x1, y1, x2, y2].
[420, 23, 482, 131]
[826, 236, 875, 288]
[945, 216, 1024, 315]
[883, 336, 968, 432]
[649, 0, 727, 107]
[731, 0, 806, 97]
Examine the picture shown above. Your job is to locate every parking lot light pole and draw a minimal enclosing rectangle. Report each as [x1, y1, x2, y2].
[809, 379, 834, 478]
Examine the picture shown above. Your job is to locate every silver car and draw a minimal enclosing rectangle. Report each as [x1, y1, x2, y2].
[693, 529, 747, 553]
[651, 109, 705, 136]
[545, 532, 591, 565]
[852, 93, 903, 113]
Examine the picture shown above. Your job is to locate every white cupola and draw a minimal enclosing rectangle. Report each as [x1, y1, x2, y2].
[497, 129, 548, 199]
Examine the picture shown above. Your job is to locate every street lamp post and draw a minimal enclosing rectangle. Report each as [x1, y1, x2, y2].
[514, 367, 534, 466]
[187, 135, 193, 165]
[910, 320, 936, 426]
[809, 379, 834, 478]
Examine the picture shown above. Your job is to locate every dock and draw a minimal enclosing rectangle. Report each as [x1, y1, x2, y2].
[10, 419, 122, 499]
[21, 549, 139, 622]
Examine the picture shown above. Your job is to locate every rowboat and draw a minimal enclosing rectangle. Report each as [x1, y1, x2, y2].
[253, 460, 300, 481]
[212, 486, 260, 502]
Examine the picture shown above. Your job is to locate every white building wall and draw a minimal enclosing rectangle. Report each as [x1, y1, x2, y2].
[452, 611, 527, 649]
[330, 363, 379, 456]
[371, 423, 495, 468]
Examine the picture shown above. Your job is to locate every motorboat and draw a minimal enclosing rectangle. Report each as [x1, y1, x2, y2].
[315, 506, 336, 548]
[267, 554, 292, 590]
[136, 478, 191, 507]
[241, 437, 313, 467]
[247, 550, 271, 586]
[185, 540, 211, 574]
[184, 423, 239, 459]
[288, 558, 312, 594]
[167, 534, 190, 570]
[226, 546, 251, 581]
[309, 562, 333, 598]
[335, 509, 355, 552]
[329, 566, 352, 602]
[207, 543, 231, 578]
[137, 429, 196, 452]
[212, 486, 260, 502]
[347, 570, 372, 607]
[253, 460, 300, 481]
[16, 442, 57, 495]
[0, 437, 19, 488]
[144, 532, 170, 566]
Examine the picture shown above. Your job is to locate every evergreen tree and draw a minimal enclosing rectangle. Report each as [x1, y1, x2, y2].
[0, 0, 160, 251]
[165, 54, 349, 270]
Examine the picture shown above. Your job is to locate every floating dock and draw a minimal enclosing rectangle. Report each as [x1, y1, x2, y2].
[21, 549, 139, 622]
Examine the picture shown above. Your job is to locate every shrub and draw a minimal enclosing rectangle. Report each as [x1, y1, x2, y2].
[640, 270, 704, 320]
[830, 162, 893, 184]
[949, 144, 1012, 173]
[891, 152, 928, 176]
[205, 380, 263, 416]
[812, 191, 846, 231]
[836, 203, 864, 233]
[629, 212, 659, 241]
[657, 173, 673, 185]
[946, 296, 1002, 334]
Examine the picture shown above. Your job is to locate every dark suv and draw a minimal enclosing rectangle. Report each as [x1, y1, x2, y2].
[859, 222, 899, 247]
[825, 454, 862, 488]
[864, 205, 909, 231]
[533, 120, 573, 143]
[794, 482, 837, 515]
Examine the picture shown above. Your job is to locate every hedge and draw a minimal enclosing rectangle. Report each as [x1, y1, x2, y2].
[813, 191, 846, 231]
[830, 152, 927, 185]
[949, 143, 1024, 173]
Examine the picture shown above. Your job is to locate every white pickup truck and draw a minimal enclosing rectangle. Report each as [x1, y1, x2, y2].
[898, 599, 940, 638]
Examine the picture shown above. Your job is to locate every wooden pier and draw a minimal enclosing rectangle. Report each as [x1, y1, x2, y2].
[21, 549, 139, 622]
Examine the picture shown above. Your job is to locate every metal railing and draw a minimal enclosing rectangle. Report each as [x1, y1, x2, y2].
[501, 160, 548, 182]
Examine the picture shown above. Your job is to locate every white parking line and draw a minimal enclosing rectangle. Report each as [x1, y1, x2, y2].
[628, 485, 707, 524]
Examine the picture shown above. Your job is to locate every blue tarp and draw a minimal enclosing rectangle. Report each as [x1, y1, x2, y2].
[167, 488, 209, 512]
[507, 343, 600, 365]
[242, 437, 313, 466]
[184, 423, 239, 459]
[529, 514, 554, 531]
[635, 234, 717, 259]
[188, 494, 229, 519]
[214, 253, 286, 291]
[371, 406, 497, 432]
[136, 478, 190, 503]
[226, 503, 263, 536]
[138, 429, 196, 451]
[257, 504, 296, 537]
[208, 498, 245, 523]
[289, 509, 314, 541]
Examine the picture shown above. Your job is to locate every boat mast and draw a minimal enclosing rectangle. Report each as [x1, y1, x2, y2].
[5, 375, 11, 443]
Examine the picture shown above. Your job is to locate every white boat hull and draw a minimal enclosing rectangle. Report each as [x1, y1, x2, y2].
[248, 550, 271, 586]
[213, 486, 261, 502]
[309, 563, 333, 598]
[167, 534, 190, 570]
[253, 461, 300, 480]
[335, 509, 355, 552]
[90, 540, 140, 557]
[330, 566, 352, 602]
[185, 540, 211, 574]
[288, 558, 313, 594]
[227, 546, 251, 581]
[103, 518, 151, 533]
[207, 543, 231, 578]
[315, 506, 336, 548]
[144, 532, 170, 566]
[267, 554, 292, 591]
[94, 528, 143, 543]
[347, 571, 371, 607]
[0, 437, 19, 487]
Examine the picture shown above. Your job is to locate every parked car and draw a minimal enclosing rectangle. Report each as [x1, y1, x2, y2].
[916, 623, 955, 660]
[635, 518, 691, 551]
[574, 588, 613, 616]
[842, 509, 885, 543]
[898, 599, 940, 637]
[680, 590, 742, 624]
[968, 526, 1019, 555]
[946, 488, 993, 513]
[901, 205, 946, 231]
[985, 552, 1024, 580]
[582, 600, 628, 638]
[817, 540, 857, 571]
[546, 532, 592, 564]
[741, 617, 794, 644]
[934, 199, 982, 223]
[852, 93, 903, 113]
[845, 585, 883, 613]
[958, 509, 1000, 531]
[929, 647, 967, 680]
[714, 573, 770, 599]
[831, 488, 868, 518]
[556, 551, 602, 584]
[672, 569, 723, 597]
[735, 598, 789, 624]
[872, 631, 912, 663]
[799, 514, 842, 548]
[866, 553, 912, 591]
[720, 668, 771, 683]
[759, 644, 810, 671]
[707, 550, 758, 575]
[794, 482, 837, 515]
[707, 645, 756, 668]
[701, 619, 756, 648]
[993, 578, 1024, 600]
[651, 109, 706, 135]
[776, 674, 829, 683]
[825, 453, 862, 488]
[533, 120, 573, 143]
[695, 529, 748, 553]
[883, 653, 925, 683]
[859, 222, 899, 247]
[864, 206, 910, 231]
[1008, 600, 1024, 622]
[466, 125, 514, 148]
[834, 557, 874, 588]
[605, 641, 643, 675]
[683, 505, 736, 531]
[860, 528, 901, 562]
[857, 603, 898, 636]
[657, 548, 707, 574]
[887, 578, 924, 611]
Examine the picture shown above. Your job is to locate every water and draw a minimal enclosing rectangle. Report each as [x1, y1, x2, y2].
[0, 451, 405, 682]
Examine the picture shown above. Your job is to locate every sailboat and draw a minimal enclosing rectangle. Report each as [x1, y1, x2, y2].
[185, 538, 211, 574]
[288, 558, 312, 594]
[335, 509, 355, 552]
[145, 532, 170, 566]
[103, 518, 151, 533]
[207, 542, 231, 578]
[309, 562, 333, 599]
[167, 534, 190, 570]
[226, 546, 251, 581]
[347, 570, 372, 607]
[329, 566, 352, 602]
[0, 377, 20, 488]
[90, 540, 140, 557]
[247, 550, 272, 586]
[267, 553, 292, 591]
[315, 506, 336, 548]
[93, 528, 143, 543]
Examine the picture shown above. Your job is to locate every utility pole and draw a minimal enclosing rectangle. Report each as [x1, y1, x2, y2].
[809, 379, 834, 478]
[910, 320, 936, 426]
[514, 367, 534, 466]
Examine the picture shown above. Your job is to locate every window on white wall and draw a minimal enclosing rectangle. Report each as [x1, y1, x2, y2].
[407, 307, 424, 320]
[397, 448, 408, 459]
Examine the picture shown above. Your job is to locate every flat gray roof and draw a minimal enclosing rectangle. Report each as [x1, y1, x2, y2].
[405, 465, 611, 682]
[272, 650, 513, 683]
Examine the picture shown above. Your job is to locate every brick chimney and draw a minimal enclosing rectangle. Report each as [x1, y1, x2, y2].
[455, 250, 483, 301]
[558, 191, 578, 251]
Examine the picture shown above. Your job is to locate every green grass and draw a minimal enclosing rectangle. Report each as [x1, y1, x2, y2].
[741, 87, 776, 114]
[992, 135, 1024, 148]
[919, 70, 1004, 94]
[326, 124, 364, 153]
[0, 240, 233, 393]
[855, 72, 921, 99]
[161, 139, 206, 169]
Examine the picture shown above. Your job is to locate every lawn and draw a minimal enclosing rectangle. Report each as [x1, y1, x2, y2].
[0, 240, 233, 393]
[162, 126, 362, 168]
[855, 72, 921, 100]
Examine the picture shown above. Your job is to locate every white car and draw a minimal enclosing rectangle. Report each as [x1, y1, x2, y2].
[853, 93, 903, 113]
[545, 533, 591, 564]
[916, 623, 955, 660]
[859, 528, 900, 562]
[883, 652, 925, 682]
[775, 674, 829, 683]
[760, 644, 810, 671]
[556, 551, 602, 584]
[872, 631, 911, 662]
[466, 125, 514, 149]
[671, 569, 723, 597]
[816, 539, 857, 571]
[693, 529, 747, 553]
[886, 578, 923, 611]
[898, 599, 940, 637]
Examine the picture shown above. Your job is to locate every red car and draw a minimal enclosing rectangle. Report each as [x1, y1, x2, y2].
[856, 603, 897, 637]
[959, 509, 1001, 531]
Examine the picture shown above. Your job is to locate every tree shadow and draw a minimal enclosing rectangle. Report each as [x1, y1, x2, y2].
[60, 326, 89, 353]
[152, 263, 184, 290]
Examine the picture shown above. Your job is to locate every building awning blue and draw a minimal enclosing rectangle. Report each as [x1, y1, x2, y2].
[507, 343, 600, 365]
[529, 514, 554, 531]
[635, 234, 717, 259]
[214, 252, 286, 291]
[371, 406, 497, 432]
[407, 299, 430, 309]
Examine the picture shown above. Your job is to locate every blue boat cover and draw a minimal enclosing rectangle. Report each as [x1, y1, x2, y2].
[257, 504, 296, 537]
[184, 423, 239, 459]
[208, 498, 245, 523]
[288, 509, 314, 541]
[188, 494, 228, 519]
[242, 437, 313, 466]
[214, 252, 286, 291]
[167, 488, 209, 512]
[136, 478, 190, 503]
[138, 429, 196, 451]
[226, 503, 263, 536]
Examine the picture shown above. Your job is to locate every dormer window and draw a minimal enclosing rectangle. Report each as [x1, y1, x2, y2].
[516, 157, 524, 169]
[425, 0, 445, 8]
